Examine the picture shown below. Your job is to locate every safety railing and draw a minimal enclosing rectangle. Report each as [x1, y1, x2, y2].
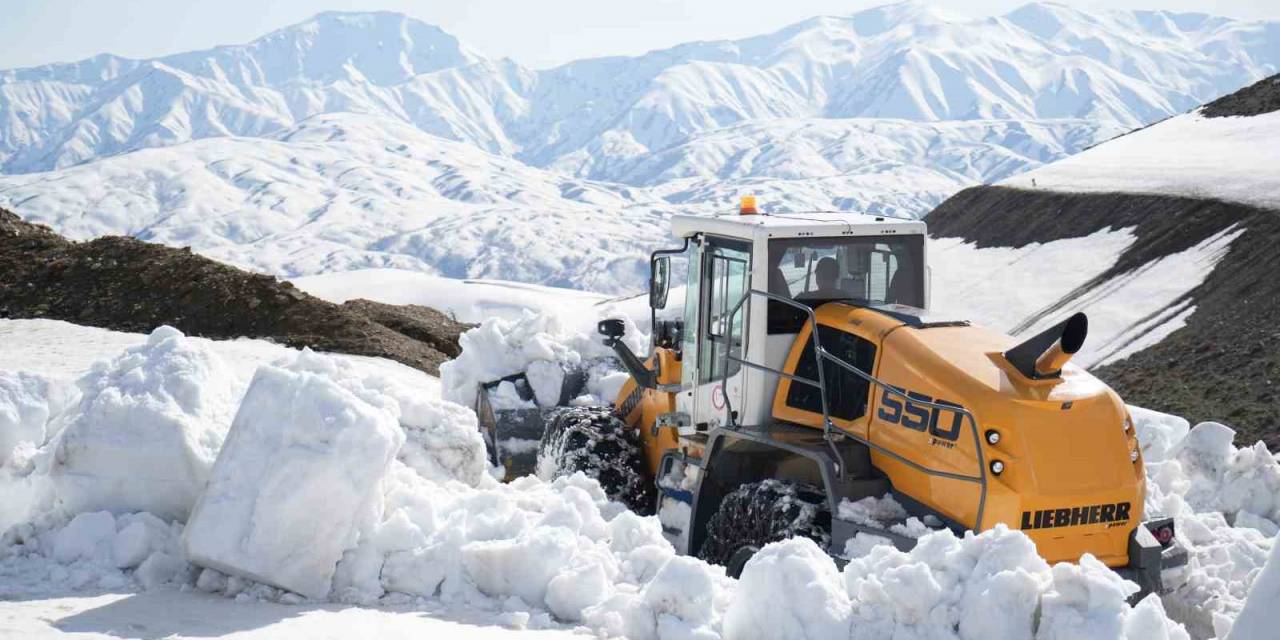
[719, 288, 990, 530]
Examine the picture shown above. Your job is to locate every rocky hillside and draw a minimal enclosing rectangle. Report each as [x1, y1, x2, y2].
[0, 208, 469, 374]
[929, 187, 1279, 447]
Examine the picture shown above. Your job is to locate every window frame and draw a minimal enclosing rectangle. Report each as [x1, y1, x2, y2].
[698, 236, 752, 384]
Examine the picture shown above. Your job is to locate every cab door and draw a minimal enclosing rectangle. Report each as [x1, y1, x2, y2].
[690, 236, 752, 428]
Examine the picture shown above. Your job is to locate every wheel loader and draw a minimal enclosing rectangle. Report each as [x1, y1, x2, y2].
[473, 196, 1187, 597]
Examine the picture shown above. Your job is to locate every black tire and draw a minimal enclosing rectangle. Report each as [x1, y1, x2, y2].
[537, 406, 655, 515]
[697, 479, 831, 576]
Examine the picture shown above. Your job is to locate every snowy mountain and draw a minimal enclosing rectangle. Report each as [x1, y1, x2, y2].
[4, 3, 1276, 176]
[1, 3, 1278, 291]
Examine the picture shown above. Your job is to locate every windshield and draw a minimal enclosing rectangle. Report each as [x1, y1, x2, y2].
[767, 235, 924, 333]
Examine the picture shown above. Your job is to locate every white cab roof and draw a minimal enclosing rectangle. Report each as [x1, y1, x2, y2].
[670, 211, 926, 242]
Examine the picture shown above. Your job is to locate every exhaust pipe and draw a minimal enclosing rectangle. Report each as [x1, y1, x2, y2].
[1004, 313, 1088, 380]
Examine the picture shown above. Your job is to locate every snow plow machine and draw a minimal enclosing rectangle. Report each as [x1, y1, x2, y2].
[473, 196, 1187, 598]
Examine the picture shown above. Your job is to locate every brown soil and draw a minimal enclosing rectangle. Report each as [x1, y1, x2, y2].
[0, 208, 471, 375]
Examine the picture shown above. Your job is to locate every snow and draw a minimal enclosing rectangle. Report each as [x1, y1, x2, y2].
[293, 269, 620, 324]
[0, 370, 77, 465]
[931, 224, 1243, 368]
[930, 228, 1138, 335]
[183, 355, 406, 599]
[1129, 405, 1191, 463]
[440, 308, 645, 411]
[1005, 108, 1280, 211]
[1142, 421, 1280, 638]
[0, 591, 582, 639]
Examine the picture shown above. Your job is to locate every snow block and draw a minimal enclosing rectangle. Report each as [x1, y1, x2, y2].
[183, 364, 403, 599]
[49, 326, 240, 521]
[1228, 533, 1280, 639]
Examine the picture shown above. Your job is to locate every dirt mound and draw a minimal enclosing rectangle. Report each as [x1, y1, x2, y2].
[928, 187, 1280, 448]
[0, 208, 471, 374]
[1202, 73, 1280, 118]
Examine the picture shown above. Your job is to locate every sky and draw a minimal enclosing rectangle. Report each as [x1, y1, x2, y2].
[2, 0, 1279, 70]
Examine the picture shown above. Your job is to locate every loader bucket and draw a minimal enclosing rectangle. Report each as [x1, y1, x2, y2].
[475, 368, 589, 480]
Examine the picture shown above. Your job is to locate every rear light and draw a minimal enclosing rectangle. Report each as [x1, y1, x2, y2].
[1144, 519, 1176, 549]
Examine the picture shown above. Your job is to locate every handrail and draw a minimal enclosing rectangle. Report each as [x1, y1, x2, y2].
[718, 288, 989, 530]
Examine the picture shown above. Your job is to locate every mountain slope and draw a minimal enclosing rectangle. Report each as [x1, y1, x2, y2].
[926, 74, 1280, 446]
[0, 113, 673, 293]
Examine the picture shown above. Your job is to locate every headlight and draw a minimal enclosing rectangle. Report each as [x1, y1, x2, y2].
[985, 429, 1001, 445]
[990, 460, 1005, 475]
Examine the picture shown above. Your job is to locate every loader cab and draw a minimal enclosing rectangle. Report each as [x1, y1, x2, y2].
[650, 207, 928, 431]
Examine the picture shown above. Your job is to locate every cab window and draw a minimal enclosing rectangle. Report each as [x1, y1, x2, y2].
[767, 235, 924, 334]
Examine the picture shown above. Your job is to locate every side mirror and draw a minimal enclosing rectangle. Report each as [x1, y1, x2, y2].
[598, 318, 626, 341]
[650, 256, 671, 309]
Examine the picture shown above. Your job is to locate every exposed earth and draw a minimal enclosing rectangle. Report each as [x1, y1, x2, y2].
[0, 208, 470, 374]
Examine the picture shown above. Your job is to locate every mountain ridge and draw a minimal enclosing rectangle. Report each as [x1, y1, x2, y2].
[3, 2, 1277, 176]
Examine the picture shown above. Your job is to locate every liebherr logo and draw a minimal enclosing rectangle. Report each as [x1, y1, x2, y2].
[1021, 502, 1132, 530]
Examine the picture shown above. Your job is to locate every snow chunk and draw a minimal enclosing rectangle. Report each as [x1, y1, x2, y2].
[46, 326, 241, 521]
[843, 524, 1049, 639]
[1173, 422, 1280, 525]
[838, 494, 908, 527]
[396, 399, 491, 488]
[183, 358, 404, 599]
[1129, 405, 1189, 463]
[440, 310, 643, 411]
[52, 511, 117, 564]
[0, 371, 77, 466]
[725, 537, 849, 640]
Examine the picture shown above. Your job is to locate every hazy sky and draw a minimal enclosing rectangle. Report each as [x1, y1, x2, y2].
[3, 0, 1279, 70]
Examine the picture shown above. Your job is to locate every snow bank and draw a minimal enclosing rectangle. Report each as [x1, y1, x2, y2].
[183, 355, 405, 599]
[441, 310, 643, 411]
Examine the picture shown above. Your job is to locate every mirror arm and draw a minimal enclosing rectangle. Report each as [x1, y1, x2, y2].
[602, 334, 658, 390]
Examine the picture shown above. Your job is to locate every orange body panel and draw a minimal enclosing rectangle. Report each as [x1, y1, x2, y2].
[771, 304, 1145, 566]
[613, 347, 681, 476]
